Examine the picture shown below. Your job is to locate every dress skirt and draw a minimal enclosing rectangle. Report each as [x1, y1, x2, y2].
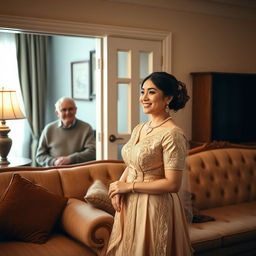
[107, 191, 192, 256]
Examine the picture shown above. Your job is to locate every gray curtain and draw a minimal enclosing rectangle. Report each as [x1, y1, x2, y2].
[15, 34, 48, 166]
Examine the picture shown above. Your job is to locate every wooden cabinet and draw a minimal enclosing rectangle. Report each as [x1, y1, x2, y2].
[191, 72, 256, 146]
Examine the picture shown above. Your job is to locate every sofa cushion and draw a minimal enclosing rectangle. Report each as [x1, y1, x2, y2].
[0, 233, 96, 256]
[189, 226, 222, 252]
[190, 201, 256, 252]
[199, 201, 256, 245]
[0, 174, 67, 244]
[84, 180, 115, 215]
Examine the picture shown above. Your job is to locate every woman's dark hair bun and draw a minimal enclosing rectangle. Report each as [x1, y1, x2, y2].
[169, 80, 190, 111]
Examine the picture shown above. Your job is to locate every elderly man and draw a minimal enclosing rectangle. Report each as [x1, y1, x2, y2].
[36, 97, 96, 167]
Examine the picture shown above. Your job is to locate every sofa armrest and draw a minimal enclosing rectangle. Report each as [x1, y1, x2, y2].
[61, 198, 114, 256]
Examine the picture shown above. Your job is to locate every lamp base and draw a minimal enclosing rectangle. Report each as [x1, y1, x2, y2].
[0, 158, 10, 165]
[0, 120, 12, 166]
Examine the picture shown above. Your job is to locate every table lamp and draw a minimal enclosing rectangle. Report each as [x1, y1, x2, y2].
[0, 88, 25, 165]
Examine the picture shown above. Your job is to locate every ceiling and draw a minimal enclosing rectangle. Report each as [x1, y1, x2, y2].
[205, 0, 256, 9]
[107, 0, 256, 21]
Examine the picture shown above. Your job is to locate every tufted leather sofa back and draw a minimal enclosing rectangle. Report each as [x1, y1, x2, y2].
[59, 162, 126, 199]
[187, 148, 256, 210]
[1, 150, 255, 212]
[0, 161, 126, 200]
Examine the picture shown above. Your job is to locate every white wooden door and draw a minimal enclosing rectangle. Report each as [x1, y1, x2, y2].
[103, 37, 162, 159]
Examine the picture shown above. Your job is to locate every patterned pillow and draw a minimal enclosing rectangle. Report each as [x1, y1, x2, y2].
[0, 174, 67, 243]
[84, 180, 115, 215]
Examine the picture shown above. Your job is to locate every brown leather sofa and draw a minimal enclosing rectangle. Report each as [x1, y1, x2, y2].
[0, 160, 125, 256]
[188, 142, 256, 256]
[0, 143, 255, 256]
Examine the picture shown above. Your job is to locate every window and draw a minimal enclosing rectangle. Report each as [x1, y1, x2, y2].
[0, 32, 29, 158]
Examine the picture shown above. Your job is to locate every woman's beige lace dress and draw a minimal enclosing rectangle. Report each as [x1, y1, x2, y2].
[106, 123, 193, 256]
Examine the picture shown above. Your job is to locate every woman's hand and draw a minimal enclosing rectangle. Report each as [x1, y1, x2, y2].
[108, 181, 132, 198]
[111, 194, 122, 212]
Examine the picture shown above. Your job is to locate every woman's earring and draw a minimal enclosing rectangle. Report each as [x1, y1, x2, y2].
[165, 103, 170, 113]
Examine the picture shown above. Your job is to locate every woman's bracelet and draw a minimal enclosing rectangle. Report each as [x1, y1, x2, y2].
[131, 182, 136, 193]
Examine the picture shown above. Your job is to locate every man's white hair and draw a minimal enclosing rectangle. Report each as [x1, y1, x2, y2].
[55, 97, 76, 111]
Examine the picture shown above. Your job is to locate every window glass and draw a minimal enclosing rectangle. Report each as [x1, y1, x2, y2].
[117, 51, 129, 78]
[140, 52, 150, 79]
[117, 83, 128, 133]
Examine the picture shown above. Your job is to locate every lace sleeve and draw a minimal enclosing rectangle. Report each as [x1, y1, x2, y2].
[162, 129, 187, 171]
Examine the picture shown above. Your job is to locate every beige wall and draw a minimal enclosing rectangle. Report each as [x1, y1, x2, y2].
[1, 0, 256, 139]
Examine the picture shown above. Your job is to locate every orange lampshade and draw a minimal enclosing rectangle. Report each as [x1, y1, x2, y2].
[0, 89, 25, 120]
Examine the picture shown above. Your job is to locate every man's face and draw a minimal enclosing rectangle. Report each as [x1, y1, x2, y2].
[55, 99, 77, 127]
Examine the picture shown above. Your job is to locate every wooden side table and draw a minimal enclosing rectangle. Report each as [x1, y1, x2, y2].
[0, 157, 32, 169]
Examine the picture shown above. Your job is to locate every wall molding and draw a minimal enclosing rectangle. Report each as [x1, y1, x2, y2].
[0, 14, 172, 73]
[0, 15, 168, 39]
[108, 0, 256, 21]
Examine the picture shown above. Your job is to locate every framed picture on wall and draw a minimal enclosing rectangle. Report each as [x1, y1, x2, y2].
[90, 50, 96, 98]
[71, 60, 91, 101]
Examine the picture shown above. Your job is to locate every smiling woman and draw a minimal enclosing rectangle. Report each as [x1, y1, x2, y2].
[107, 72, 193, 256]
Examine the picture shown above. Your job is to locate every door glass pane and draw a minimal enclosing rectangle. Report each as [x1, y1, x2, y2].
[117, 51, 129, 78]
[118, 144, 124, 160]
[117, 83, 128, 133]
[140, 52, 150, 79]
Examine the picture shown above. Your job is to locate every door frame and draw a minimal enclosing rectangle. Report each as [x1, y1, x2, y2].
[0, 15, 172, 71]
[0, 15, 172, 159]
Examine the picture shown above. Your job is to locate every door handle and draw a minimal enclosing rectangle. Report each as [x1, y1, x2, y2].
[109, 134, 124, 143]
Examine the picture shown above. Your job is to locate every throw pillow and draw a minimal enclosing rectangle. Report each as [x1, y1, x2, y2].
[192, 214, 215, 223]
[84, 180, 115, 215]
[0, 174, 67, 244]
[190, 193, 215, 223]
